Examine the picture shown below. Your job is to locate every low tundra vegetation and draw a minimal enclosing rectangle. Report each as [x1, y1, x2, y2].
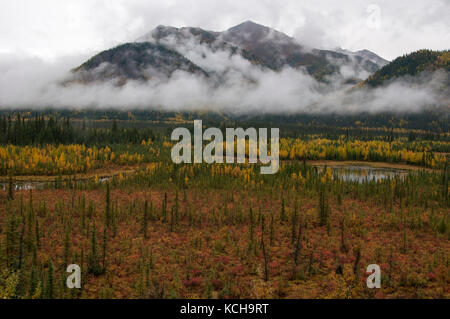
[0, 160, 448, 299]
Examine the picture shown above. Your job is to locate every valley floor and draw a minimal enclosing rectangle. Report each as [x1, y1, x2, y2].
[0, 161, 448, 299]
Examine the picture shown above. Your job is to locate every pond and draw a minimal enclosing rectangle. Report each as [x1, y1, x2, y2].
[0, 181, 47, 191]
[314, 164, 408, 183]
[0, 176, 112, 191]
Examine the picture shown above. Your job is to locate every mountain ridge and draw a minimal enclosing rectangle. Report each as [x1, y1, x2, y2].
[73, 20, 388, 83]
[72, 42, 208, 84]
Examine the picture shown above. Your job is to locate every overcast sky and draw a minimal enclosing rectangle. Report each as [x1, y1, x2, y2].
[0, 0, 449, 62]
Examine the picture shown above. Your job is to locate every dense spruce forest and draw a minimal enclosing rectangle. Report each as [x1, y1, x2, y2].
[0, 109, 448, 146]
[0, 113, 158, 146]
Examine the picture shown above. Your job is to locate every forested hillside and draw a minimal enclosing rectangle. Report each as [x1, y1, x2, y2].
[363, 50, 450, 87]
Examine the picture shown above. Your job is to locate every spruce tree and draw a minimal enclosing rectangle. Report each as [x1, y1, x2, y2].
[87, 221, 103, 276]
[29, 266, 39, 298]
[280, 197, 286, 222]
[318, 186, 331, 226]
[261, 215, 269, 282]
[291, 199, 298, 244]
[7, 175, 14, 201]
[45, 260, 55, 299]
[63, 227, 71, 267]
[102, 227, 107, 271]
[35, 219, 40, 248]
[105, 182, 111, 228]
[142, 200, 148, 239]
[162, 192, 167, 222]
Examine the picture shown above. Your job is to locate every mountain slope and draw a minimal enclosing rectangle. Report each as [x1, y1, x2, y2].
[73, 42, 208, 83]
[136, 25, 266, 70]
[220, 21, 382, 80]
[355, 49, 389, 67]
[336, 48, 389, 68]
[362, 49, 449, 87]
[72, 21, 388, 84]
[137, 25, 220, 46]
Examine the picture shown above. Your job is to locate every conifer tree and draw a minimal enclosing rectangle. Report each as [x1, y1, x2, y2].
[87, 221, 103, 276]
[269, 213, 274, 247]
[45, 260, 55, 299]
[353, 247, 361, 282]
[170, 207, 174, 233]
[7, 175, 14, 201]
[291, 199, 298, 244]
[29, 266, 39, 298]
[293, 219, 303, 268]
[102, 227, 107, 271]
[318, 186, 331, 226]
[105, 182, 111, 228]
[261, 215, 269, 282]
[18, 222, 25, 270]
[63, 226, 71, 267]
[142, 200, 148, 239]
[35, 219, 40, 248]
[280, 197, 286, 223]
[442, 162, 449, 206]
[162, 193, 167, 222]
[5, 212, 20, 269]
[248, 207, 255, 253]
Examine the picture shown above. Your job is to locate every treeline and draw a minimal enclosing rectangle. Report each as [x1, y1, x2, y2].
[1, 109, 448, 135]
[0, 114, 160, 146]
[0, 114, 74, 145]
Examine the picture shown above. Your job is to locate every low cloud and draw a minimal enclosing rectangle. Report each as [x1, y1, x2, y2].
[0, 44, 446, 115]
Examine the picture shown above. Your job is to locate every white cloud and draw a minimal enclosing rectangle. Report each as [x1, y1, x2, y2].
[0, 46, 445, 114]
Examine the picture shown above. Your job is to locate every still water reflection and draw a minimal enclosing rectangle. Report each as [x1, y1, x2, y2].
[315, 165, 408, 182]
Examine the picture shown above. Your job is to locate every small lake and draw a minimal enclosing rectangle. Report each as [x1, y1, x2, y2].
[0, 176, 112, 191]
[0, 181, 47, 191]
[315, 164, 408, 183]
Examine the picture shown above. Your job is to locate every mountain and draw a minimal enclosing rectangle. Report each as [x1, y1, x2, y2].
[136, 25, 267, 72]
[137, 25, 220, 47]
[72, 42, 208, 84]
[220, 20, 304, 70]
[354, 49, 389, 67]
[361, 49, 449, 87]
[73, 20, 388, 84]
[336, 48, 389, 68]
[220, 21, 382, 80]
